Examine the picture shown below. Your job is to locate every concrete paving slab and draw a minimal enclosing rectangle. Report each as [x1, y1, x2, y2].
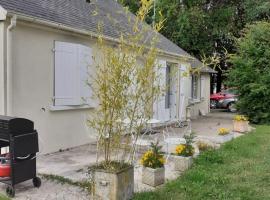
[0, 111, 249, 199]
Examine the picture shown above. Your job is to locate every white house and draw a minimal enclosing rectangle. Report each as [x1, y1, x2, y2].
[0, 0, 216, 154]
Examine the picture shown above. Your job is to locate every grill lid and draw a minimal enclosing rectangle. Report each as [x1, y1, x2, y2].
[0, 116, 34, 135]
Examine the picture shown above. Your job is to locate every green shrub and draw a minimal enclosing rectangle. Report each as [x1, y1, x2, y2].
[227, 21, 270, 124]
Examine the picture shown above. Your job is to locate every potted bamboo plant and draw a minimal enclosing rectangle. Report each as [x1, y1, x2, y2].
[172, 133, 195, 171]
[140, 141, 165, 187]
[233, 115, 249, 133]
[87, 2, 165, 200]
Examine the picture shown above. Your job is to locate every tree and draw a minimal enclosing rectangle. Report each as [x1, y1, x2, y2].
[119, 0, 270, 92]
[88, 0, 165, 168]
[227, 21, 270, 123]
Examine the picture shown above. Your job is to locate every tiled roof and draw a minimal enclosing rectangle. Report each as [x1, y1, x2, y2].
[0, 0, 191, 58]
[191, 58, 217, 73]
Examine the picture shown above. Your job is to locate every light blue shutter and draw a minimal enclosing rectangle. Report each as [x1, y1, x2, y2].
[153, 60, 170, 122]
[54, 41, 80, 106]
[79, 45, 93, 106]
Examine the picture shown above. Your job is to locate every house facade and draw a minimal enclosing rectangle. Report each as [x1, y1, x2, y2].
[0, 0, 215, 154]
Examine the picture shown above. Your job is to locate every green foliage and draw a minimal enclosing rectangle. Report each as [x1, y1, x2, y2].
[140, 141, 165, 169]
[119, 0, 140, 14]
[133, 125, 270, 200]
[120, 0, 270, 88]
[227, 22, 270, 123]
[88, 1, 165, 167]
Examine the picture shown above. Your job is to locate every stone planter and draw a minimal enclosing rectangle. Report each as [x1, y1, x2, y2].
[142, 167, 165, 187]
[172, 155, 193, 171]
[233, 120, 249, 133]
[216, 133, 234, 143]
[92, 165, 134, 200]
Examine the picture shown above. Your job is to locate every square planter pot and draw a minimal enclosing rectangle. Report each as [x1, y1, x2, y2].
[92, 165, 134, 200]
[142, 167, 165, 187]
[216, 133, 234, 143]
[172, 155, 193, 171]
[233, 120, 249, 133]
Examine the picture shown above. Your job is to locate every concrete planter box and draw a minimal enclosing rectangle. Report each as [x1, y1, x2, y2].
[92, 165, 134, 200]
[172, 155, 193, 171]
[142, 167, 165, 187]
[233, 120, 249, 133]
[216, 133, 234, 143]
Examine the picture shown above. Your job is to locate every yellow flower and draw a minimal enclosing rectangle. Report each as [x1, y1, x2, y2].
[158, 157, 165, 165]
[218, 128, 230, 135]
[175, 144, 186, 155]
[234, 115, 248, 121]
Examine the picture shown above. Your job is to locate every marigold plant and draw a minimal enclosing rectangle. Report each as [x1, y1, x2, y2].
[140, 141, 165, 169]
[175, 144, 194, 157]
[234, 115, 248, 122]
[218, 128, 230, 135]
[197, 141, 213, 152]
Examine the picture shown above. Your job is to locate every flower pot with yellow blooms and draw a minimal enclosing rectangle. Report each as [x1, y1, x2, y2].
[172, 144, 194, 171]
[140, 142, 165, 187]
[233, 115, 249, 133]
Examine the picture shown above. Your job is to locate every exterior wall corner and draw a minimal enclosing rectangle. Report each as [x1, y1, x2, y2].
[0, 21, 6, 115]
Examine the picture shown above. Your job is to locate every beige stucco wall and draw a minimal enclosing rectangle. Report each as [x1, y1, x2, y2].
[10, 23, 100, 154]
[0, 21, 5, 115]
[5, 20, 210, 153]
[190, 73, 211, 118]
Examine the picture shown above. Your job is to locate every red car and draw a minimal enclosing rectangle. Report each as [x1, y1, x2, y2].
[210, 88, 237, 109]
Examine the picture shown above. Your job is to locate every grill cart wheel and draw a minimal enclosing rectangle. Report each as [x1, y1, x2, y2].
[33, 177, 41, 188]
[6, 185, 15, 197]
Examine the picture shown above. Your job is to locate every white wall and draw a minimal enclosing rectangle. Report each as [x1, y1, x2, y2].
[8, 21, 211, 153]
[0, 21, 5, 115]
[11, 23, 98, 154]
[190, 73, 211, 118]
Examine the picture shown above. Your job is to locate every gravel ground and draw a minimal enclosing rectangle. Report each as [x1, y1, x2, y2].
[0, 178, 90, 200]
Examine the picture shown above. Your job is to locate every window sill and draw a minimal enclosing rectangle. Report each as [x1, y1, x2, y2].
[49, 105, 94, 111]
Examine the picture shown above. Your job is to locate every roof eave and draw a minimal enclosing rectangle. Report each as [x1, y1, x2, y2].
[6, 11, 194, 60]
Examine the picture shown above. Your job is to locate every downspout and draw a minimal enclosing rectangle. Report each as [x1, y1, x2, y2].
[6, 15, 17, 115]
[0, 6, 7, 115]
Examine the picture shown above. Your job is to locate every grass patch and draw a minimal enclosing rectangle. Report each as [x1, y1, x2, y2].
[133, 125, 270, 200]
[0, 195, 9, 200]
[40, 174, 92, 194]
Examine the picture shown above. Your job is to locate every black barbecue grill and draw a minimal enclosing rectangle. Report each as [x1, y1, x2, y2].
[0, 116, 41, 197]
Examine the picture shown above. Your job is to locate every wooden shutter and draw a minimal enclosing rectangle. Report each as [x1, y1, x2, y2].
[54, 41, 80, 106]
[153, 60, 170, 122]
[78, 45, 93, 105]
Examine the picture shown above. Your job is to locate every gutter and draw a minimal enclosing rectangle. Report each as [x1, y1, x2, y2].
[6, 15, 17, 115]
[7, 12, 194, 61]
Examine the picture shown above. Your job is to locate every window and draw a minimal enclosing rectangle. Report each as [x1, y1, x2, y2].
[200, 76, 205, 99]
[54, 41, 94, 107]
[191, 75, 200, 100]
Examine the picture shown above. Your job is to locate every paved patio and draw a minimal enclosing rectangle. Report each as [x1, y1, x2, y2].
[0, 111, 244, 199]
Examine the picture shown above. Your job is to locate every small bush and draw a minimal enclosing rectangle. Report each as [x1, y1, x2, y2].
[197, 141, 214, 152]
[227, 21, 270, 124]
